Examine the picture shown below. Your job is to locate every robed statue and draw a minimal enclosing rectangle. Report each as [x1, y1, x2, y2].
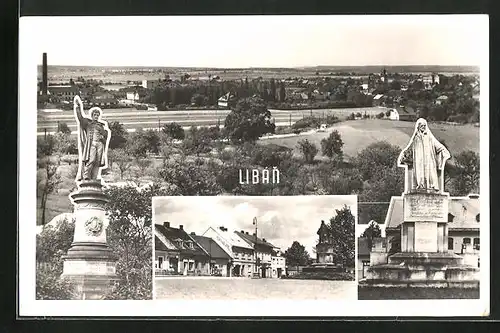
[74, 96, 111, 182]
[398, 118, 451, 193]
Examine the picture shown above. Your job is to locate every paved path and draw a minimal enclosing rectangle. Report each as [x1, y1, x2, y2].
[155, 277, 356, 300]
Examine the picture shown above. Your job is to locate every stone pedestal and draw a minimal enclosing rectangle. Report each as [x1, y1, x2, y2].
[365, 191, 479, 288]
[61, 181, 118, 300]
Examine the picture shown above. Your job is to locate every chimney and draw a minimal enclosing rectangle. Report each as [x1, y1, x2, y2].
[42, 53, 48, 95]
[190, 232, 196, 236]
[263, 238, 267, 243]
[163, 222, 170, 228]
[240, 230, 244, 233]
[179, 225, 184, 230]
[253, 233, 256, 237]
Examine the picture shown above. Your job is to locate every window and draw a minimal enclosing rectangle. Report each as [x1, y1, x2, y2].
[158, 256, 164, 269]
[188, 262, 194, 271]
[463, 238, 471, 244]
[476, 214, 480, 222]
[448, 213, 455, 222]
[473, 238, 480, 250]
[448, 237, 454, 250]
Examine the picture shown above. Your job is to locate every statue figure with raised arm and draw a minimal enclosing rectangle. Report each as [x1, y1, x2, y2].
[398, 118, 451, 193]
[73, 95, 111, 182]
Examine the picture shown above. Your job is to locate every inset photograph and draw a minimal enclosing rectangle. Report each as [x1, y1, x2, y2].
[357, 119, 480, 300]
[152, 195, 356, 300]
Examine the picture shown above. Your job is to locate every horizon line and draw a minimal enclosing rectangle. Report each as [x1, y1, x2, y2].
[38, 64, 480, 70]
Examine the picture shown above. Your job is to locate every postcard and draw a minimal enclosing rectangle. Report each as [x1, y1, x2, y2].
[18, 14, 489, 317]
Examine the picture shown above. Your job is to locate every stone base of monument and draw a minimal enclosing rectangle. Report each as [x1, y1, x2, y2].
[365, 252, 480, 288]
[61, 180, 118, 300]
[303, 263, 343, 273]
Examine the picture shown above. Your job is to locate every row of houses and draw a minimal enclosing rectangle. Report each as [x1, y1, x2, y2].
[357, 194, 480, 280]
[154, 223, 286, 278]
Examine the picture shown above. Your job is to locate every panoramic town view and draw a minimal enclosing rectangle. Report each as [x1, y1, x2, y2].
[33, 16, 482, 303]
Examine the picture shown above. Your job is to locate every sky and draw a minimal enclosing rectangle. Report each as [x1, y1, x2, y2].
[153, 195, 357, 254]
[20, 15, 488, 68]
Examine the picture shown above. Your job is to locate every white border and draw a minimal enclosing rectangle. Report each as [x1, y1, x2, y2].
[19, 15, 489, 317]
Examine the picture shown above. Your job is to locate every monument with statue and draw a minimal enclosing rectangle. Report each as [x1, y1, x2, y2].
[60, 95, 118, 299]
[364, 118, 480, 288]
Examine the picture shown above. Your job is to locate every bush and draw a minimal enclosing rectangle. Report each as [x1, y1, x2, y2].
[252, 144, 292, 168]
[162, 122, 185, 140]
[297, 139, 318, 164]
[346, 113, 355, 120]
[36, 267, 76, 300]
[292, 117, 321, 130]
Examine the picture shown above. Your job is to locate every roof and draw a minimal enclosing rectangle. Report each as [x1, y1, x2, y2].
[395, 106, 417, 115]
[155, 224, 208, 257]
[191, 235, 232, 260]
[385, 195, 480, 230]
[234, 231, 275, 249]
[155, 235, 177, 252]
[204, 226, 253, 250]
[358, 238, 370, 256]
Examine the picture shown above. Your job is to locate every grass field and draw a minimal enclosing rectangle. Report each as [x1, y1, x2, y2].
[358, 286, 479, 300]
[261, 119, 480, 159]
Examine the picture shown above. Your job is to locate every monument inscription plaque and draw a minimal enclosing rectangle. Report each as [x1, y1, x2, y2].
[404, 193, 448, 222]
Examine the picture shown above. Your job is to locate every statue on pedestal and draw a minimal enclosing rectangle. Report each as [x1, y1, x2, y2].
[61, 96, 117, 300]
[398, 118, 451, 193]
[74, 96, 111, 182]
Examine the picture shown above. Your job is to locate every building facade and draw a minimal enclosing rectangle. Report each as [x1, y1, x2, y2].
[155, 222, 210, 276]
[191, 233, 232, 277]
[203, 226, 255, 277]
[235, 231, 275, 278]
[271, 247, 286, 278]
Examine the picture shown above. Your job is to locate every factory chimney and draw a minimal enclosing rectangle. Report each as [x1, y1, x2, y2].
[42, 53, 48, 96]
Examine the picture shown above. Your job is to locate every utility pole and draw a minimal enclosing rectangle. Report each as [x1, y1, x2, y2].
[253, 216, 259, 278]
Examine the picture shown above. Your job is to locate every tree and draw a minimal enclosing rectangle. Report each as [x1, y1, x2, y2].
[358, 167, 405, 224]
[162, 122, 185, 140]
[190, 93, 208, 106]
[109, 121, 128, 149]
[36, 218, 77, 299]
[279, 81, 286, 102]
[224, 96, 275, 143]
[37, 157, 62, 225]
[53, 132, 78, 155]
[284, 241, 310, 267]
[104, 184, 175, 300]
[57, 122, 71, 134]
[37, 135, 56, 158]
[327, 205, 355, 268]
[353, 141, 401, 181]
[158, 157, 222, 195]
[360, 220, 382, 249]
[126, 130, 151, 158]
[297, 139, 318, 164]
[320, 130, 344, 159]
[182, 126, 214, 156]
[109, 148, 133, 180]
[450, 150, 480, 195]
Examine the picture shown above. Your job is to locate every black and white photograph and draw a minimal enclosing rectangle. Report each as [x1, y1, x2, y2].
[152, 195, 356, 300]
[356, 119, 481, 299]
[19, 14, 488, 316]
